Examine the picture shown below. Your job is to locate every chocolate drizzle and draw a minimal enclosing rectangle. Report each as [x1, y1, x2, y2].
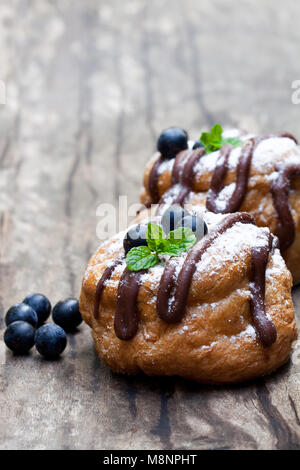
[156, 262, 177, 319]
[114, 268, 144, 340]
[271, 164, 300, 252]
[148, 156, 164, 203]
[94, 257, 124, 319]
[158, 147, 205, 207]
[206, 140, 255, 213]
[249, 235, 277, 347]
[206, 135, 294, 214]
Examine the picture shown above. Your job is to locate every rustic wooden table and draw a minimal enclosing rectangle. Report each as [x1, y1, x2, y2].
[1, 0, 300, 450]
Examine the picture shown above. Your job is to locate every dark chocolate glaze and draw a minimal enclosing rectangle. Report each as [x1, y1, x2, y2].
[114, 268, 144, 340]
[206, 139, 255, 213]
[182, 148, 206, 186]
[159, 185, 191, 208]
[271, 164, 300, 252]
[279, 132, 298, 143]
[94, 257, 124, 319]
[156, 262, 177, 319]
[249, 234, 277, 347]
[158, 147, 205, 207]
[171, 150, 189, 184]
[157, 212, 277, 347]
[148, 156, 164, 203]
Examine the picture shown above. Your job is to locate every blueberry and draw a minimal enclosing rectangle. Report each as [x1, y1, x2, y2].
[192, 140, 204, 150]
[180, 215, 208, 241]
[123, 224, 148, 255]
[52, 298, 82, 331]
[5, 303, 38, 328]
[4, 321, 35, 354]
[157, 127, 188, 159]
[23, 293, 51, 326]
[35, 324, 67, 359]
[161, 205, 190, 234]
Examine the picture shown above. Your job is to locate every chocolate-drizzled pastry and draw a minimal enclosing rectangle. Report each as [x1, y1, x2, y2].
[80, 211, 297, 384]
[141, 130, 300, 283]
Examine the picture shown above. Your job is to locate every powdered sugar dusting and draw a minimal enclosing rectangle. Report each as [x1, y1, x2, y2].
[104, 263, 124, 288]
[157, 158, 174, 175]
[230, 324, 257, 342]
[253, 136, 298, 172]
[183, 133, 300, 180]
[212, 182, 236, 212]
[266, 247, 288, 282]
[160, 184, 182, 205]
[193, 222, 270, 280]
[140, 263, 164, 291]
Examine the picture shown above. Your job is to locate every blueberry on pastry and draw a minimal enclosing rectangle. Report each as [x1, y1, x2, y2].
[79, 211, 297, 384]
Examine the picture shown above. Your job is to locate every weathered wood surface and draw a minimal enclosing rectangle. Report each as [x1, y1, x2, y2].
[1, 0, 300, 450]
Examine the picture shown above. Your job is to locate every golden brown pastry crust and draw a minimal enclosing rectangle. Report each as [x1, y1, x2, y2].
[80, 213, 297, 384]
[140, 137, 300, 283]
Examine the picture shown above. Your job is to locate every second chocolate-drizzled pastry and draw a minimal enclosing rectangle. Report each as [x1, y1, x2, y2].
[80, 209, 297, 384]
[140, 125, 300, 283]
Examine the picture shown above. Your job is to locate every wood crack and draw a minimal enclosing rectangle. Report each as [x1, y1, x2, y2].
[256, 381, 300, 449]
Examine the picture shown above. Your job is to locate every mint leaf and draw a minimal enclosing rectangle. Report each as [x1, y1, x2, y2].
[210, 123, 223, 142]
[199, 132, 211, 148]
[225, 137, 242, 146]
[126, 246, 158, 271]
[146, 222, 165, 251]
[168, 227, 196, 252]
[156, 240, 182, 257]
[125, 223, 197, 271]
[200, 124, 242, 153]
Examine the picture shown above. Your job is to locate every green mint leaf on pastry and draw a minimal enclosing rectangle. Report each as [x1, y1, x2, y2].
[157, 227, 196, 256]
[167, 227, 196, 252]
[126, 223, 196, 271]
[146, 222, 165, 251]
[222, 136, 243, 147]
[200, 124, 243, 153]
[126, 246, 159, 271]
[156, 241, 182, 257]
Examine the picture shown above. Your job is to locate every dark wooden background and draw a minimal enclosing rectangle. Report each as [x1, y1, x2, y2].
[1, 0, 300, 450]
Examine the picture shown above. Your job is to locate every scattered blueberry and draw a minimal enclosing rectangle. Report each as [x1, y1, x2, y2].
[35, 324, 67, 359]
[179, 215, 208, 241]
[124, 224, 148, 255]
[52, 298, 82, 331]
[23, 293, 51, 326]
[5, 303, 38, 328]
[161, 205, 190, 234]
[157, 127, 188, 159]
[4, 321, 35, 354]
[192, 140, 204, 150]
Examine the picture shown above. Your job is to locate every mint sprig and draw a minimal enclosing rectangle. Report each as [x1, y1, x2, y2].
[126, 223, 196, 271]
[200, 123, 242, 154]
[126, 246, 158, 271]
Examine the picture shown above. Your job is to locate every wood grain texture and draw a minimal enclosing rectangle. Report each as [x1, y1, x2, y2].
[1, 0, 300, 450]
